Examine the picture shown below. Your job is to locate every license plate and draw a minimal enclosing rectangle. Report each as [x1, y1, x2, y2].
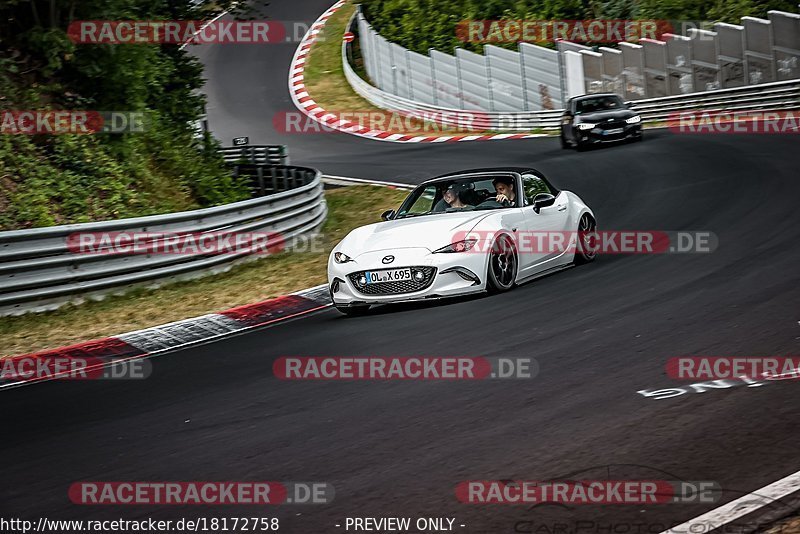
[364, 268, 412, 284]
[604, 128, 623, 135]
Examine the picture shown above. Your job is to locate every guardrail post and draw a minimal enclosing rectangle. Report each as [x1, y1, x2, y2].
[406, 49, 415, 100]
[429, 47, 439, 106]
[519, 44, 530, 112]
[257, 166, 265, 197]
[485, 53, 496, 112]
[454, 51, 465, 109]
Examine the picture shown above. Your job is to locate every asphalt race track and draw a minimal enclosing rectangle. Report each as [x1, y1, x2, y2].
[2, 0, 799, 532]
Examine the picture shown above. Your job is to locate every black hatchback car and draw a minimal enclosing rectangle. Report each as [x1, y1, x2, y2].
[560, 93, 642, 150]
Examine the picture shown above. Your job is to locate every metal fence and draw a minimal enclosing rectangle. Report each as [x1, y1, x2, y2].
[345, 31, 800, 131]
[0, 166, 326, 316]
[220, 145, 289, 165]
[355, 7, 800, 111]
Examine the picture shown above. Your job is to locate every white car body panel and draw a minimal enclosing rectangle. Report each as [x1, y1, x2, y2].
[327, 173, 594, 308]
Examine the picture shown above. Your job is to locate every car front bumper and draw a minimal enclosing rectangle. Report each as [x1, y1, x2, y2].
[577, 123, 642, 144]
[328, 247, 488, 307]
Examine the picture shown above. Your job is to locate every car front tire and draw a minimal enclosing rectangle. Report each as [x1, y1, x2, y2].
[487, 234, 518, 293]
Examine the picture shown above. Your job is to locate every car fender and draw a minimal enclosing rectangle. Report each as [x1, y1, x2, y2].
[463, 213, 520, 279]
[563, 190, 596, 228]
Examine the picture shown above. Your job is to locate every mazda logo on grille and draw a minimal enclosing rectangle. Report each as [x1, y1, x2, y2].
[382, 255, 395, 264]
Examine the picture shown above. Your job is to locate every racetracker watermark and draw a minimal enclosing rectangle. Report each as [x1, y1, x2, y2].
[273, 357, 537, 380]
[67, 21, 317, 45]
[455, 480, 720, 504]
[0, 356, 150, 381]
[1, 518, 279, 533]
[0, 111, 146, 135]
[448, 231, 717, 255]
[669, 110, 800, 134]
[456, 20, 673, 43]
[666, 356, 800, 381]
[273, 110, 491, 134]
[68, 482, 334, 505]
[66, 232, 325, 256]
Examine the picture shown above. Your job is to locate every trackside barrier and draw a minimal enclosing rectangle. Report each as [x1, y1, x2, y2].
[344, 10, 799, 131]
[220, 145, 289, 165]
[0, 166, 326, 316]
[345, 36, 800, 130]
[354, 7, 800, 110]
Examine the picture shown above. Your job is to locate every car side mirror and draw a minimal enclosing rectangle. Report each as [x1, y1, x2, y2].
[532, 193, 555, 214]
[381, 209, 396, 221]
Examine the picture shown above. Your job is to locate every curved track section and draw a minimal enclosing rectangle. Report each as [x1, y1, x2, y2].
[287, 2, 546, 144]
[2, 1, 799, 532]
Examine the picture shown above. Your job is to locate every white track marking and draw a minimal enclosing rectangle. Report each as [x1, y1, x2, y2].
[661, 469, 800, 534]
[179, 3, 239, 50]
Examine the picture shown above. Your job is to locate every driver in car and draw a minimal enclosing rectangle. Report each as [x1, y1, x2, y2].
[492, 176, 516, 206]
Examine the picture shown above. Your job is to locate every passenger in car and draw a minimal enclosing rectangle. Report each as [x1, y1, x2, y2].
[434, 182, 472, 211]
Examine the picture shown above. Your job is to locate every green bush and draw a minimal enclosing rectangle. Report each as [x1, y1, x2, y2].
[0, 0, 249, 230]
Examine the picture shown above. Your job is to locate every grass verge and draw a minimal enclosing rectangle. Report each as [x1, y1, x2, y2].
[301, 2, 669, 138]
[0, 185, 408, 357]
[762, 515, 800, 534]
[301, 2, 550, 137]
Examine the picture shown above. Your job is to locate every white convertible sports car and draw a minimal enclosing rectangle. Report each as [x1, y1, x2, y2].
[327, 168, 596, 315]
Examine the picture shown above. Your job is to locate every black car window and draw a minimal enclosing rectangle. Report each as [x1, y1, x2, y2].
[404, 185, 437, 214]
[575, 95, 625, 114]
[522, 174, 552, 205]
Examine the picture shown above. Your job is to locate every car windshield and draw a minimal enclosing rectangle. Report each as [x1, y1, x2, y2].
[395, 176, 517, 219]
[575, 95, 625, 114]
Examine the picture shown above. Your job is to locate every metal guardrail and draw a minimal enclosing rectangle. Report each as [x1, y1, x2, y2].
[0, 166, 326, 316]
[354, 6, 800, 113]
[220, 145, 289, 165]
[345, 52, 800, 130]
[322, 174, 415, 190]
[343, 14, 800, 132]
[232, 164, 310, 196]
[628, 81, 800, 122]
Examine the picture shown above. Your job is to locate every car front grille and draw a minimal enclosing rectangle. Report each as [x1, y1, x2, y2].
[348, 267, 437, 295]
[601, 119, 626, 129]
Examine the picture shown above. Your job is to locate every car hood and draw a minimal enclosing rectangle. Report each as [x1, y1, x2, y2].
[340, 211, 494, 255]
[576, 109, 637, 122]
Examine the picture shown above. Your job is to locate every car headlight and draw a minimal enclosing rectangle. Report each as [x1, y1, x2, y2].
[625, 115, 641, 124]
[333, 251, 353, 263]
[577, 123, 596, 130]
[433, 239, 478, 253]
